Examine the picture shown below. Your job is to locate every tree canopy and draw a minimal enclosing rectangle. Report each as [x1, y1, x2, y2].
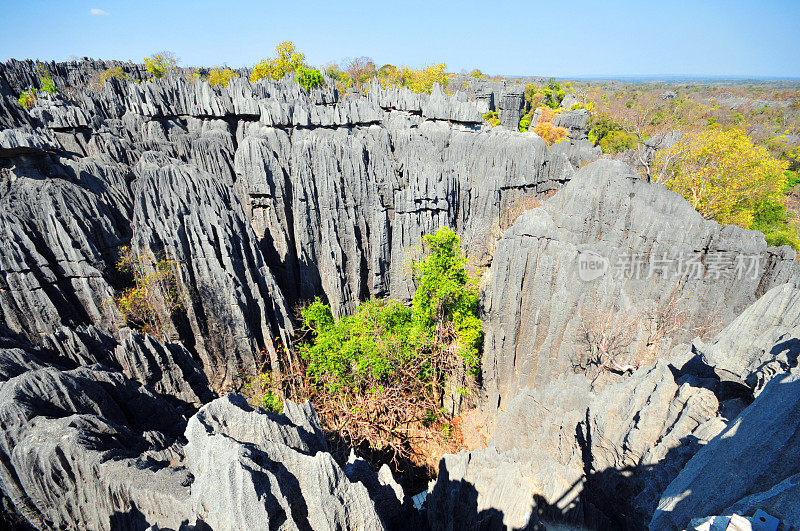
[655, 127, 788, 228]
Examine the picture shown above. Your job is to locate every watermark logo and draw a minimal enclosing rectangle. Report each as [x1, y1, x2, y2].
[578, 250, 610, 281]
[576, 251, 762, 282]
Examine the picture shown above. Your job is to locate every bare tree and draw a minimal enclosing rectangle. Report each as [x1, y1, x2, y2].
[575, 297, 639, 377]
[601, 90, 702, 182]
[575, 289, 719, 379]
[344, 56, 376, 90]
[644, 289, 718, 360]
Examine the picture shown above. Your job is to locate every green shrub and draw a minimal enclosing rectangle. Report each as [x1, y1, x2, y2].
[519, 113, 531, 132]
[244, 370, 284, 413]
[38, 65, 56, 94]
[296, 66, 324, 92]
[301, 298, 414, 392]
[750, 170, 800, 250]
[588, 113, 639, 153]
[297, 227, 481, 460]
[763, 228, 800, 249]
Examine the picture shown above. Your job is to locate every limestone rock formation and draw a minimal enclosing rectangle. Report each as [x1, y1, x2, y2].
[554, 109, 591, 140]
[498, 85, 525, 130]
[185, 395, 391, 530]
[692, 279, 800, 394]
[650, 364, 800, 530]
[2, 58, 799, 530]
[428, 160, 799, 530]
[0, 331, 397, 530]
[481, 159, 796, 410]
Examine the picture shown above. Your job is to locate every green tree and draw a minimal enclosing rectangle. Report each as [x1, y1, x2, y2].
[411, 227, 482, 373]
[297, 228, 481, 461]
[598, 129, 638, 154]
[296, 66, 324, 92]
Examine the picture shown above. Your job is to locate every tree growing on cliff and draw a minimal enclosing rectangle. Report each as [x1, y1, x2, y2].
[250, 41, 307, 82]
[344, 56, 376, 89]
[144, 52, 179, 79]
[378, 63, 449, 94]
[525, 78, 566, 110]
[296, 66, 324, 93]
[114, 246, 185, 338]
[297, 228, 481, 464]
[206, 68, 239, 88]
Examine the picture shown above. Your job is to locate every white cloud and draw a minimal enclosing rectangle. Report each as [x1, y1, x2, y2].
[90, 8, 109, 15]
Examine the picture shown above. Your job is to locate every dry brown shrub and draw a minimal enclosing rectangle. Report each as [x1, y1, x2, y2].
[574, 290, 719, 378]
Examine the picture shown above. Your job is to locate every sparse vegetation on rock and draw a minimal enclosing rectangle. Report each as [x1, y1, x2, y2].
[296, 228, 481, 464]
[114, 246, 185, 338]
[100, 66, 133, 85]
[250, 40, 307, 82]
[206, 67, 239, 88]
[144, 51, 179, 79]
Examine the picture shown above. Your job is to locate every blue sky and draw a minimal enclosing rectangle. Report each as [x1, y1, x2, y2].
[1, 0, 798, 78]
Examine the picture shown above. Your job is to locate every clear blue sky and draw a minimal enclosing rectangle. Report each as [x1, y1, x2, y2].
[1, 0, 799, 78]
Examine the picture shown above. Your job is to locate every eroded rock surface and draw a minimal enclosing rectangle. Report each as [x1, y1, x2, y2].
[2, 59, 799, 530]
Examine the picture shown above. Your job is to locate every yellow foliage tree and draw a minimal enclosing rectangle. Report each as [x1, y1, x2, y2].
[206, 68, 240, 88]
[378, 63, 448, 94]
[532, 121, 568, 145]
[100, 66, 132, 85]
[250, 41, 306, 82]
[406, 63, 448, 93]
[144, 52, 178, 79]
[653, 128, 788, 227]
